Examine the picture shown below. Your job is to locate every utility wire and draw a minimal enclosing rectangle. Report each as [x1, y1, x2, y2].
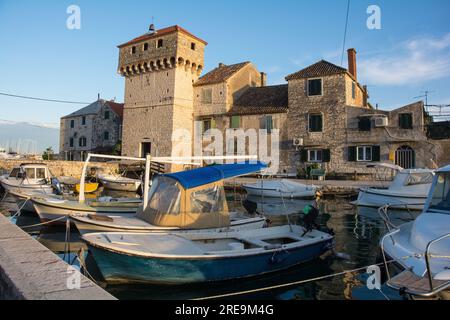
[0, 92, 90, 105]
[340, 0, 351, 66]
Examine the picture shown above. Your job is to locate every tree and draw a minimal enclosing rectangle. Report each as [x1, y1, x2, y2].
[42, 147, 54, 160]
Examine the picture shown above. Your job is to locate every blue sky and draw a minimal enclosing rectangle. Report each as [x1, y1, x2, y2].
[0, 0, 449, 126]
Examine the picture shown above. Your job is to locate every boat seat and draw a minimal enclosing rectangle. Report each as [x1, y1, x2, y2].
[388, 270, 450, 296]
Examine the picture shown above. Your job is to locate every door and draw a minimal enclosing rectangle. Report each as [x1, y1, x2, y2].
[395, 146, 415, 169]
[141, 142, 151, 158]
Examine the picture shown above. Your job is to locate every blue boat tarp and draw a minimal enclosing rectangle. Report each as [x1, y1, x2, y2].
[164, 161, 267, 190]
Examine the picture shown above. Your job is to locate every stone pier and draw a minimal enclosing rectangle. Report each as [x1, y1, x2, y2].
[0, 214, 115, 300]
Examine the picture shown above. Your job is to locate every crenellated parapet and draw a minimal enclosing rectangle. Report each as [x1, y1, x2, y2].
[119, 56, 203, 77]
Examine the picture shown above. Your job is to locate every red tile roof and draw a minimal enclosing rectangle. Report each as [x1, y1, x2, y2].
[106, 101, 124, 119]
[118, 25, 208, 48]
[194, 62, 250, 86]
[285, 60, 347, 80]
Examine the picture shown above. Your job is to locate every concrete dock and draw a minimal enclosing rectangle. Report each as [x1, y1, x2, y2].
[0, 214, 115, 300]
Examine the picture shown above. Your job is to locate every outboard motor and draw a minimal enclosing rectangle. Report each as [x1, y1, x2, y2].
[51, 177, 63, 195]
[301, 204, 320, 236]
[243, 199, 259, 215]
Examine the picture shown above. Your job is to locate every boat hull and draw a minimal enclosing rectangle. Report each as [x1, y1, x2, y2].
[243, 186, 316, 199]
[0, 180, 54, 195]
[355, 189, 426, 211]
[98, 178, 141, 192]
[87, 237, 333, 284]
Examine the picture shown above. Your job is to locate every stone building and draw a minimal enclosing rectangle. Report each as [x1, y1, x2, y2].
[60, 99, 124, 161]
[118, 25, 446, 176]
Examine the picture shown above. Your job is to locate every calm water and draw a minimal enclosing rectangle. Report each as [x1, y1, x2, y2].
[0, 190, 418, 300]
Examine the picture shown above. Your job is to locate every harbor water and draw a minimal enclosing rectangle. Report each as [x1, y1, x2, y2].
[0, 190, 417, 300]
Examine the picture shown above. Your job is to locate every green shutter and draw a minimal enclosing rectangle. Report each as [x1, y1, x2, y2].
[266, 116, 273, 134]
[231, 116, 240, 129]
[372, 146, 381, 162]
[323, 149, 331, 162]
[300, 149, 308, 162]
[211, 118, 216, 129]
[348, 146, 357, 162]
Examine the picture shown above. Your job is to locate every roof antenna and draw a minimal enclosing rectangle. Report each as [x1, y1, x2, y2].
[97, 93, 100, 101]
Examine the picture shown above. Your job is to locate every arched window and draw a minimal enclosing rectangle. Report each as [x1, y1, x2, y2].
[395, 146, 415, 169]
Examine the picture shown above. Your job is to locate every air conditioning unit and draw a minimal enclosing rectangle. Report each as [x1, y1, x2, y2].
[373, 115, 388, 127]
[293, 138, 304, 146]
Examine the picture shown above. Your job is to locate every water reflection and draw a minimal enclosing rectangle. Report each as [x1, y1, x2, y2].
[0, 189, 413, 300]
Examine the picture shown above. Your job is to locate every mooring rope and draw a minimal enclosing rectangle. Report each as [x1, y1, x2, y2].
[193, 258, 409, 300]
[9, 198, 28, 220]
[20, 216, 66, 229]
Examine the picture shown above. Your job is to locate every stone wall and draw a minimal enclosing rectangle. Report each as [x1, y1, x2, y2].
[0, 159, 119, 179]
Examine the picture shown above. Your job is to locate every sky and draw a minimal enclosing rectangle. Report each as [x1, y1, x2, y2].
[0, 0, 449, 127]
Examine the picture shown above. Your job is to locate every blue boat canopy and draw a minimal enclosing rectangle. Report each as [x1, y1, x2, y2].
[164, 161, 267, 189]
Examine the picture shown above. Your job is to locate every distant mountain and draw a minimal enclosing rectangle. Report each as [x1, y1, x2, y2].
[0, 119, 59, 154]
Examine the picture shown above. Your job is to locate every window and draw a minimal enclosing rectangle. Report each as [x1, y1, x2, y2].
[79, 137, 87, 147]
[308, 79, 322, 96]
[231, 116, 241, 129]
[405, 172, 434, 186]
[399, 113, 413, 129]
[82, 116, 86, 125]
[309, 114, 323, 132]
[131, 46, 136, 54]
[9, 168, 20, 178]
[157, 39, 163, 48]
[201, 88, 212, 104]
[260, 116, 273, 134]
[70, 120, 74, 128]
[358, 117, 371, 131]
[429, 173, 450, 213]
[352, 82, 356, 99]
[357, 146, 372, 162]
[25, 168, 35, 179]
[104, 131, 110, 141]
[308, 150, 323, 163]
[141, 142, 151, 158]
[147, 177, 181, 215]
[36, 168, 46, 179]
[104, 110, 110, 120]
[202, 118, 216, 133]
[69, 138, 74, 148]
[191, 42, 196, 50]
[190, 185, 225, 214]
[143, 43, 149, 51]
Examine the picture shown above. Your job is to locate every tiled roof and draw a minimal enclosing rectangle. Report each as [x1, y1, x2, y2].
[229, 85, 289, 115]
[62, 100, 124, 119]
[194, 62, 250, 87]
[285, 60, 347, 80]
[118, 25, 207, 48]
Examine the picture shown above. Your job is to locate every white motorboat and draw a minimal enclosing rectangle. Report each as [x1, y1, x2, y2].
[354, 165, 434, 211]
[379, 165, 450, 299]
[243, 179, 317, 199]
[71, 162, 269, 235]
[97, 174, 142, 192]
[6, 188, 61, 213]
[0, 163, 56, 194]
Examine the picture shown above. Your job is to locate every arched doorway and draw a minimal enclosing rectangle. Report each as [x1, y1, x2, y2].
[395, 146, 415, 169]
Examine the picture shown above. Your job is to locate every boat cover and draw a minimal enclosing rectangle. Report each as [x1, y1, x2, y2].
[165, 161, 267, 189]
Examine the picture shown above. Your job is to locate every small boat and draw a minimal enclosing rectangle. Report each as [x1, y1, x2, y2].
[71, 162, 269, 235]
[379, 165, 450, 299]
[83, 224, 334, 284]
[97, 174, 142, 192]
[6, 188, 62, 214]
[243, 179, 317, 199]
[354, 164, 434, 211]
[31, 196, 141, 224]
[0, 163, 57, 194]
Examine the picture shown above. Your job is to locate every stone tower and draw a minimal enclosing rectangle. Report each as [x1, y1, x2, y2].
[118, 25, 207, 159]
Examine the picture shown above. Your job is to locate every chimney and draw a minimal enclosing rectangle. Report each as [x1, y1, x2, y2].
[363, 85, 368, 107]
[218, 63, 225, 68]
[260, 72, 267, 87]
[347, 48, 357, 80]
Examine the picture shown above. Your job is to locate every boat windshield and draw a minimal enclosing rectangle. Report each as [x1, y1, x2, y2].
[405, 172, 434, 186]
[147, 176, 181, 215]
[190, 185, 225, 214]
[9, 168, 20, 178]
[428, 173, 450, 213]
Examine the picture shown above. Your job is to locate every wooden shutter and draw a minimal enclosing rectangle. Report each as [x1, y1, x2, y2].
[322, 149, 331, 162]
[359, 118, 371, 131]
[266, 116, 273, 134]
[211, 118, 216, 129]
[372, 146, 381, 162]
[300, 149, 308, 162]
[348, 146, 357, 161]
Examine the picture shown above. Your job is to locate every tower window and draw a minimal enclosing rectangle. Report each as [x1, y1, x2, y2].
[143, 43, 149, 51]
[157, 39, 163, 48]
[308, 79, 322, 96]
[104, 131, 110, 141]
[131, 46, 136, 54]
[191, 42, 196, 50]
[104, 110, 110, 120]
[308, 113, 323, 132]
